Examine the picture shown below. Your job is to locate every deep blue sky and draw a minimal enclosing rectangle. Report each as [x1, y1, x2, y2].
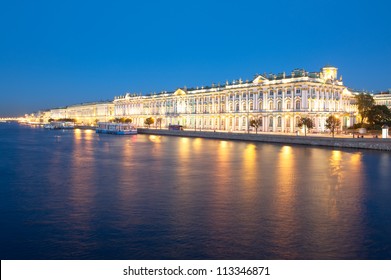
[0, 0, 390, 116]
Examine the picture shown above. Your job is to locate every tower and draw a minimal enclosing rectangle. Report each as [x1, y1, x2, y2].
[321, 65, 338, 81]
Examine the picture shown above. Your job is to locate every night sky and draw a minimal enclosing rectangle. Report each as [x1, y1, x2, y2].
[1, 0, 390, 116]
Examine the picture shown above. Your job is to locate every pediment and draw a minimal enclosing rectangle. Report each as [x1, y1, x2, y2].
[174, 88, 187, 96]
[252, 75, 269, 84]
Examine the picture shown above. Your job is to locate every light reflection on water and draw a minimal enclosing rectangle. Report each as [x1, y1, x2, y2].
[1, 124, 391, 259]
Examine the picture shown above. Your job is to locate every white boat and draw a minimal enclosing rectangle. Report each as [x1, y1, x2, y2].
[96, 122, 137, 135]
[44, 121, 75, 129]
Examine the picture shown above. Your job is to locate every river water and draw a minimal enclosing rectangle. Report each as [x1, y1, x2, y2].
[1, 123, 390, 259]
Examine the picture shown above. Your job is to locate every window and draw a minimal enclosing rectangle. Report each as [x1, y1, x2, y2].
[296, 88, 301, 94]
[286, 101, 291, 109]
[277, 116, 282, 127]
[250, 102, 254, 111]
[269, 117, 273, 127]
[243, 103, 247, 111]
[296, 100, 301, 110]
[277, 101, 282, 110]
[278, 90, 282, 95]
[236, 103, 240, 112]
[269, 101, 273, 110]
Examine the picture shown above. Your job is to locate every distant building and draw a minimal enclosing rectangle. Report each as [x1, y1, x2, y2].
[50, 101, 114, 125]
[114, 66, 357, 132]
[373, 90, 391, 109]
[24, 110, 51, 124]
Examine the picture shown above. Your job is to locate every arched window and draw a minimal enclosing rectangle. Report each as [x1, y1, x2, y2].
[277, 101, 282, 110]
[249, 102, 254, 111]
[277, 116, 282, 127]
[236, 103, 240, 112]
[296, 100, 301, 110]
[269, 101, 273, 110]
[269, 117, 273, 127]
[286, 101, 291, 109]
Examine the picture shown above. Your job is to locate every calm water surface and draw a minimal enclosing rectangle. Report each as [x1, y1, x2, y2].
[1, 123, 391, 259]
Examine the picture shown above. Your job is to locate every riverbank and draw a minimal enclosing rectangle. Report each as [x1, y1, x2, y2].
[137, 128, 391, 151]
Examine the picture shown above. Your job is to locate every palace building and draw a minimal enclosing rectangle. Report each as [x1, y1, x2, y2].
[50, 101, 114, 125]
[114, 66, 357, 133]
[373, 90, 391, 109]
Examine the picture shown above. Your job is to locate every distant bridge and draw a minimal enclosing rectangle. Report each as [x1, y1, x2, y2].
[0, 117, 22, 122]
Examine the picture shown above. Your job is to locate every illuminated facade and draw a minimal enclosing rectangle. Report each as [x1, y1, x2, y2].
[50, 101, 114, 125]
[373, 90, 391, 109]
[114, 66, 357, 132]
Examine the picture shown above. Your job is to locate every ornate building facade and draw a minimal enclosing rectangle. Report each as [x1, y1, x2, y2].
[373, 90, 391, 109]
[114, 66, 357, 133]
[50, 101, 114, 125]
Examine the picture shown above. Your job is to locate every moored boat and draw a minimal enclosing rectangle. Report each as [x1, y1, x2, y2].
[44, 121, 75, 129]
[96, 122, 137, 135]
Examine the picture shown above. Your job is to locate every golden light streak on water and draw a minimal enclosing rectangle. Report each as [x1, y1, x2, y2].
[148, 135, 161, 143]
[270, 145, 299, 258]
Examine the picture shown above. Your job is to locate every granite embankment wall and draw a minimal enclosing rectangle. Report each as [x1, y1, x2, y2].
[137, 129, 391, 151]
